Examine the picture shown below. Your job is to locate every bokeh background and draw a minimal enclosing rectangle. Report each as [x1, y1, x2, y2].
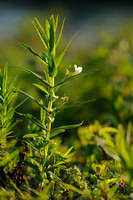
[1, 0, 133, 138]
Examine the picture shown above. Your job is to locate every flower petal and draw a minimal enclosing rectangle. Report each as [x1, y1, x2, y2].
[74, 64, 78, 71]
[77, 67, 82, 73]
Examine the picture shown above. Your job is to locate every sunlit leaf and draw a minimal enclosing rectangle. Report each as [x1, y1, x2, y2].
[19, 42, 48, 66]
[52, 121, 83, 132]
[17, 112, 47, 131]
[33, 83, 49, 95]
[49, 15, 55, 53]
[56, 17, 66, 47]
[50, 129, 65, 138]
[56, 32, 77, 67]
[32, 20, 48, 49]
[18, 89, 48, 112]
[12, 66, 51, 88]
[55, 69, 97, 88]
[56, 99, 95, 113]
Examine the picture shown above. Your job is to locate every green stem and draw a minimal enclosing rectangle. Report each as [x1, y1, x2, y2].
[45, 76, 54, 158]
[47, 77, 54, 139]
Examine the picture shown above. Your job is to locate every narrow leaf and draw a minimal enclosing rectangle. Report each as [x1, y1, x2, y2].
[56, 32, 77, 67]
[24, 160, 40, 173]
[23, 133, 39, 138]
[34, 18, 46, 35]
[0, 149, 20, 167]
[50, 15, 55, 53]
[56, 17, 66, 47]
[17, 112, 47, 131]
[32, 20, 48, 48]
[54, 69, 97, 88]
[52, 122, 83, 132]
[58, 181, 84, 195]
[19, 42, 48, 66]
[33, 83, 49, 95]
[7, 97, 28, 116]
[3, 63, 8, 94]
[45, 19, 50, 39]
[63, 146, 73, 157]
[12, 66, 51, 87]
[56, 99, 95, 113]
[50, 129, 65, 138]
[18, 89, 48, 112]
[55, 15, 59, 31]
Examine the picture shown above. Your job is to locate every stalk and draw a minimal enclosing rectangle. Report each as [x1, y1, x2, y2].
[47, 76, 54, 140]
[44, 76, 54, 158]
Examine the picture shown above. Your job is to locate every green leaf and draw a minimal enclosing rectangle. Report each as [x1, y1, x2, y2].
[48, 140, 61, 159]
[129, 144, 133, 166]
[126, 121, 132, 147]
[49, 15, 55, 53]
[99, 127, 118, 136]
[56, 99, 95, 113]
[18, 89, 48, 112]
[23, 133, 39, 138]
[23, 140, 39, 151]
[55, 15, 59, 31]
[19, 42, 48, 66]
[107, 184, 119, 198]
[7, 97, 28, 116]
[32, 20, 48, 49]
[33, 83, 49, 95]
[56, 17, 66, 47]
[24, 160, 40, 174]
[50, 129, 65, 138]
[45, 19, 50, 39]
[58, 181, 84, 195]
[2, 63, 8, 95]
[56, 32, 77, 67]
[34, 18, 46, 34]
[54, 69, 97, 88]
[9, 179, 23, 196]
[63, 146, 73, 157]
[18, 112, 47, 131]
[48, 53, 57, 77]
[12, 66, 51, 88]
[52, 121, 83, 132]
[6, 119, 21, 133]
[95, 136, 120, 161]
[0, 149, 20, 167]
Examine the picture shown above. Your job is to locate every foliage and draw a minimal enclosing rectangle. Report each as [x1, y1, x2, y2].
[0, 14, 133, 199]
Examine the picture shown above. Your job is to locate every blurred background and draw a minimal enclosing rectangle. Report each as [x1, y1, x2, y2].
[1, 0, 133, 137]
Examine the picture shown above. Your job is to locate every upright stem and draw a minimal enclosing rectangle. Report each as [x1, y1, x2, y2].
[44, 77, 54, 159]
[47, 76, 54, 140]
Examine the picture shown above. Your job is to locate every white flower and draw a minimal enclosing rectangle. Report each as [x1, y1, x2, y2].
[66, 64, 83, 78]
[74, 64, 82, 74]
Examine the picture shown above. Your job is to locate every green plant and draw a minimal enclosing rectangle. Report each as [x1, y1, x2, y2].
[76, 121, 133, 199]
[13, 15, 93, 196]
[0, 64, 28, 198]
